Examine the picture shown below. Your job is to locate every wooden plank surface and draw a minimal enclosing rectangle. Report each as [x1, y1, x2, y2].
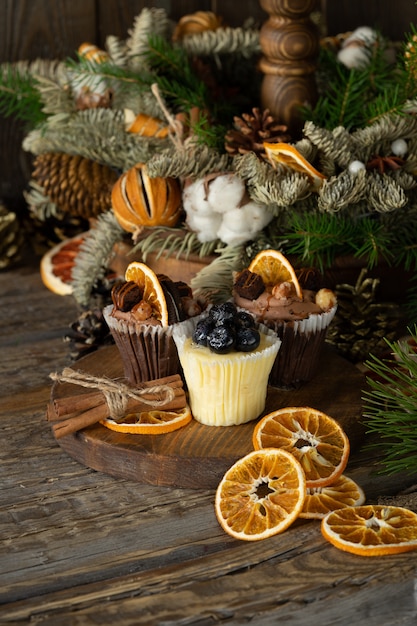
[1, 254, 417, 624]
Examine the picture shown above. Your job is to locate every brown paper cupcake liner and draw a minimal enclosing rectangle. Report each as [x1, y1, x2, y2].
[103, 305, 181, 384]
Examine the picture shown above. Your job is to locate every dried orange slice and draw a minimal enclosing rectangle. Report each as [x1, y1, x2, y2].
[248, 249, 303, 298]
[215, 448, 306, 541]
[321, 505, 417, 556]
[124, 261, 169, 326]
[300, 474, 365, 519]
[253, 407, 350, 488]
[101, 404, 192, 435]
[264, 142, 326, 189]
[40, 234, 86, 295]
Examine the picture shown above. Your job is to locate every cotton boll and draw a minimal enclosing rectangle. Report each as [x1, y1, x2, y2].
[220, 207, 254, 234]
[207, 174, 246, 213]
[182, 179, 213, 217]
[337, 26, 377, 70]
[217, 223, 253, 246]
[217, 207, 253, 245]
[242, 201, 274, 234]
[187, 213, 222, 243]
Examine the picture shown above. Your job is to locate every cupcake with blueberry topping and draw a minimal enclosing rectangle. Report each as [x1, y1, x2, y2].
[172, 302, 281, 426]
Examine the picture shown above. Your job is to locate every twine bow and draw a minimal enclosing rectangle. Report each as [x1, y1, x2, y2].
[50, 368, 175, 420]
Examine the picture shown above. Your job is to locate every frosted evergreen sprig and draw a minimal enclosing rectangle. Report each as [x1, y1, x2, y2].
[179, 26, 260, 57]
[131, 227, 219, 262]
[190, 244, 244, 303]
[71, 211, 125, 307]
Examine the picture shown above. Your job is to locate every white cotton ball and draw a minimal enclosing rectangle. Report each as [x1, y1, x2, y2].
[242, 201, 274, 234]
[187, 213, 222, 243]
[391, 139, 408, 157]
[216, 223, 253, 246]
[207, 174, 246, 213]
[182, 179, 213, 217]
[348, 160, 366, 175]
[337, 46, 370, 70]
[337, 27, 377, 70]
[219, 207, 253, 234]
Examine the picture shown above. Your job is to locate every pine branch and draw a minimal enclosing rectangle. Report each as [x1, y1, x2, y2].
[0, 64, 46, 127]
[190, 244, 244, 303]
[71, 211, 125, 307]
[131, 227, 219, 261]
[143, 35, 209, 112]
[362, 326, 417, 475]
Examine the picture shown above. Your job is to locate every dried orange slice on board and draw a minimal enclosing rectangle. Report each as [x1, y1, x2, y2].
[264, 142, 326, 189]
[321, 505, 417, 556]
[101, 404, 192, 435]
[248, 249, 303, 298]
[125, 261, 169, 326]
[40, 234, 86, 295]
[253, 407, 350, 488]
[300, 474, 365, 519]
[215, 448, 306, 541]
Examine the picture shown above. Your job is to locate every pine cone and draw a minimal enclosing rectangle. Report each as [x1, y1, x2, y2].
[326, 269, 403, 363]
[64, 308, 114, 361]
[225, 108, 291, 157]
[32, 153, 119, 219]
[0, 204, 24, 269]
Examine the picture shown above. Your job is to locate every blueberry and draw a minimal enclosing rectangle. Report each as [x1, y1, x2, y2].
[209, 302, 238, 326]
[207, 325, 236, 354]
[235, 310, 256, 329]
[235, 327, 260, 352]
[193, 318, 215, 346]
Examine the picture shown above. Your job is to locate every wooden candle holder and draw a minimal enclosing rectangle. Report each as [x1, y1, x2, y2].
[258, 0, 319, 135]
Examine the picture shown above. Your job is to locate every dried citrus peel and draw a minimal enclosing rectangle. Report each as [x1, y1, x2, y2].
[321, 505, 417, 556]
[101, 404, 192, 435]
[215, 448, 306, 541]
[264, 142, 326, 190]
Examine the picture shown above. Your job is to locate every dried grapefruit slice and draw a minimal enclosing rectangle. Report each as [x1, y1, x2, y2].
[124, 261, 169, 326]
[264, 142, 326, 189]
[40, 234, 86, 295]
[321, 505, 417, 556]
[101, 404, 192, 435]
[248, 249, 302, 298]
[215, 448, 306, 541]
[253, 407, 350, 488]
[300, 474, 365, 519]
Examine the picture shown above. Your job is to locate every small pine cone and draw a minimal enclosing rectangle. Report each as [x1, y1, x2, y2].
[64, 308, 114, 361]
[225, 107, 291, 157]
[326, 270, 403, 362]
[0, 204, 24, 269]
[32, 153, 119, 219]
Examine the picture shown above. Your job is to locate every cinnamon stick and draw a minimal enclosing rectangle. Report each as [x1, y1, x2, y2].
[47, 374, 184, 421]
[52, 391, 187, 439]
[49, 373, 187, 438]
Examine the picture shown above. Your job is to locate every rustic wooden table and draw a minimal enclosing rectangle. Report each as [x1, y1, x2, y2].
[1, 253, 417, 625]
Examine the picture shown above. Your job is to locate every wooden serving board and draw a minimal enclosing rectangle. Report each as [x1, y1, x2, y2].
[50, 345, 365, 489]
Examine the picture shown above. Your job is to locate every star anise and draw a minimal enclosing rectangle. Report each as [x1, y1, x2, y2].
[366, 154, 405, 174]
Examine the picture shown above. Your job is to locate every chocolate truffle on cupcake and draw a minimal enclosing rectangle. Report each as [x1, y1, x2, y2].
[232, 250, 337, 388]
[173, 302, 281, 426]
[103, 261, 203, 384]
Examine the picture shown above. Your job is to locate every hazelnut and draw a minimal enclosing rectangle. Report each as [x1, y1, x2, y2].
[315, 288, 337, 311]
[272, 281, 295, 300]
